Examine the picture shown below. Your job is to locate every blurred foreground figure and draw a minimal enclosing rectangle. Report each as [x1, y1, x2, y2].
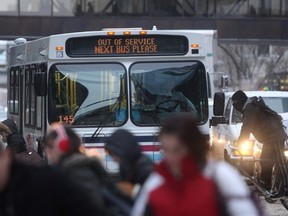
[0, 140, 101, 215]
[132, 114, 263, 216]
[106, 129, 154, 197]
[0, 119, 43, 165]
[45, 123, 107, 215]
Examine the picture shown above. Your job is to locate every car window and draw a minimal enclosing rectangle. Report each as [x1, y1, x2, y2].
[232, 107, 242, 124]
[224, 98, 232, 122]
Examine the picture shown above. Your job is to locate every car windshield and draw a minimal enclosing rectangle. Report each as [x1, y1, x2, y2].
[130, 61, 208, 125]
[48, 63, 127, 126]
[232, 97, 288, 124]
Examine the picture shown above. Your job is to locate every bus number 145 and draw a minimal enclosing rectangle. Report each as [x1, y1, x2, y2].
[58, 115, 75, 124]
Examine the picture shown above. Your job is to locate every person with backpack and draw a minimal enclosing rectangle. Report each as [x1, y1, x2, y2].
[132, 114, 262, 216]
[231, 90, 288, 193]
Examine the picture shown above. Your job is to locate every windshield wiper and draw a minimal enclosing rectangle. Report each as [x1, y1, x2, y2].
[91, 94, 122, 138]
[91, 75, 126, 138]
[78, 97, 119, 111]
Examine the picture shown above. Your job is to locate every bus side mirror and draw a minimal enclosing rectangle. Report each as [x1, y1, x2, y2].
[34, 72, 47, 96]
[213, 92, 225, 116]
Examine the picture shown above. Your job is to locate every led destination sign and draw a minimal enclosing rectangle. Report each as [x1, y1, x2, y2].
[66, 35, 188, 57]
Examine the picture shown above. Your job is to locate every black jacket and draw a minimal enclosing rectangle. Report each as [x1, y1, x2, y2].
[7, 133, 26, 154]
[239, 97, 287, 144]
[106, 129, 154, 185]
[58, 153, 133, 216]
[0, 162, 102, 216]
[1, 119, 18, 135]
[7, 133, 43, 165]
[59, 153, 108, 216]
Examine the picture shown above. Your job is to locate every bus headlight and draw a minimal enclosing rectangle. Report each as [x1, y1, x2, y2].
[237, 140, 254, 156]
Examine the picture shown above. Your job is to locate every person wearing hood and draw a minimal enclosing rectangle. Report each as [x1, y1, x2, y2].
[105, 129, 154, 197]
[0, 118, 18, 143]
[232, 90, 287, 194]
[0, 118, 43, 165]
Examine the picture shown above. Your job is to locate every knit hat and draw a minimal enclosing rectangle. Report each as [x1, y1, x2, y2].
[232, 90, 248, 113]
[232, 90, 248, 103]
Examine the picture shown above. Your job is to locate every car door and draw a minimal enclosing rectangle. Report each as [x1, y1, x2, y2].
[218, 98, 232, 144]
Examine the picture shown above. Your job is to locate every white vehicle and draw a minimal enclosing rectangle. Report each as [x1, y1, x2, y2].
[211, 91, 288, 172]
[7, 28, 214, 172]
[178, 30, 217, 136]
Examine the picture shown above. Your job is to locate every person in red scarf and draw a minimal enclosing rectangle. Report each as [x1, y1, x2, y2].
[132, 114, 263, 216]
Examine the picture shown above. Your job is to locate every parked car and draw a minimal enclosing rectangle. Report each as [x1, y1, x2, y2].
[211, 91, 288, 173]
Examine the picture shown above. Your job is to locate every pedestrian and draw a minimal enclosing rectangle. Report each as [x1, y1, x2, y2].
[132, 114, 262, 216]
[105, 129, 154, 197]
[0, 118, 43, 165]
[87, 2, 95, 15]
[232, 90, 288, 195]
[44, 123, 107, 215]
[0, 140, 103, 216]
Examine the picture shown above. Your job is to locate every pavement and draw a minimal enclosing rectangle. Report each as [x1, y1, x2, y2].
[263, 198, 287, 216]
[209, 147, 288, 215]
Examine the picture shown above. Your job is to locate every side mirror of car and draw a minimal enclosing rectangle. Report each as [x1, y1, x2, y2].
[213, 92, 225, 116]
[211, 116, 227, 127]
[221, 75, 229, 89]
[34, 72, 47, 96]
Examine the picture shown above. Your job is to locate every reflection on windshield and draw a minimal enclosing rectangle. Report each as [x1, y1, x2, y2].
[130, 61, 208, 125]
[48, 63, 127, 126]
[232, 97, 288, 124]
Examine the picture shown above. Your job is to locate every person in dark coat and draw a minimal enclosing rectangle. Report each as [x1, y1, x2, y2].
[0, 144, 104, 216]
[45, 123, 108, 215]
[105, 129, 154, 197]
[232, 90, 288, 191]
[0, 118, 43, 165]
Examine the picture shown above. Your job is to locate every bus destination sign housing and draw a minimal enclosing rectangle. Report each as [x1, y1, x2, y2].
[66, 35, 189, 57]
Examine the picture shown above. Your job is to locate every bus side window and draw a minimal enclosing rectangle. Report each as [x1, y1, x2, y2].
[9, 69, 15, 114]
[24, 65, 31, 126]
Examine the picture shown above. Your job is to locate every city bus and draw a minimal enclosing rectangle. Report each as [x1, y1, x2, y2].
[8, 28, 214, 171]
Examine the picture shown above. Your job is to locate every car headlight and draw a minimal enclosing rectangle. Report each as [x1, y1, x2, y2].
[235, 140, 255, 156]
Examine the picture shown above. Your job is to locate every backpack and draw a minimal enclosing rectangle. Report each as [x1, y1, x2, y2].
[87, 159, 133, 216]
[252, 96, 283, 122]
[61, 154, 133, 216]
[100, 183, 133, 216]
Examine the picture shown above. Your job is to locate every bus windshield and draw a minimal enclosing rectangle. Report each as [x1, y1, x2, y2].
[130, 61, 208, 125]
[48, 63, 127, 126]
